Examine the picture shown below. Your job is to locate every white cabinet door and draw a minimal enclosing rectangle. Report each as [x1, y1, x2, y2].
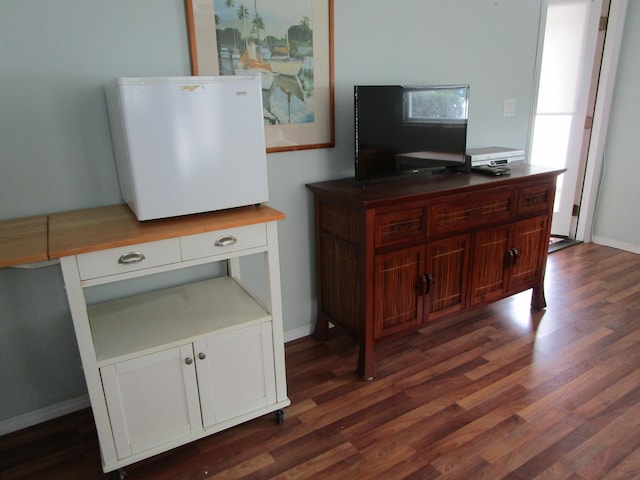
[101, 344, 203, 460]
[195, 322, 277, 427]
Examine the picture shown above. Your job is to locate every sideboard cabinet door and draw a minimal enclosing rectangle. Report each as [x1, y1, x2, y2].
[373, 245, 426, 339]
[470, 215, 549, 306]
[427, 234, 471, 320]
[470, 225, 512, 306]
[508, 215, 548, 293]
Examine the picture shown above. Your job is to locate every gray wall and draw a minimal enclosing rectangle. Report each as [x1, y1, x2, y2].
[2, 0, 620, 424]
[0, 0, 193, 424]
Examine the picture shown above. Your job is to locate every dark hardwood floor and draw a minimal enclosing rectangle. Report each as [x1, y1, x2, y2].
[2, 242, 640, 479]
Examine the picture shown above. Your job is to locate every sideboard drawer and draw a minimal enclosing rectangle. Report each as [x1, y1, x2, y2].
[429, 189, 514, 236]
[517, 182, 554, 216]
[180, 223, 267, 261]
[375, 208, 426, 247]
[76, 238, 182, 280]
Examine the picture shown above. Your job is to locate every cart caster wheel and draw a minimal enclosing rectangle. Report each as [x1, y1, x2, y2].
[110, 468, 126, 480]
[275, 409, 286, 425]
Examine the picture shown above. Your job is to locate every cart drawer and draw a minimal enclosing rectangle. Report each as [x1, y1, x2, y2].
[180, 223, 267, 261]
[76, 238, 181, 280]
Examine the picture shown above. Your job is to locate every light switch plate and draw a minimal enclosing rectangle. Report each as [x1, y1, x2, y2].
[504, 98, 516, 117]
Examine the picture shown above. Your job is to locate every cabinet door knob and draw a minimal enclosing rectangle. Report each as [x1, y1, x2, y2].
[504, 249, 515, 267]
[185, 357, 193, 365]
[198, 352, 206, 360]
[511, 248, 520, 266]
[418, 274, 432, 296]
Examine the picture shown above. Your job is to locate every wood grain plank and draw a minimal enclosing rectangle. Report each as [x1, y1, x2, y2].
[48, 204, 285, 258]
[0, 215, 48, 267]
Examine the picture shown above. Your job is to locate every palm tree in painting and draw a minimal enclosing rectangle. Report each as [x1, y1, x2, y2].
[237, 3, 250, 52]
[288, 15, 312, 45]
[251, 0, 265, 49]
[300, 16, 311, 33]
[237, 3, 249, 23]
[224, 0, 238, 50]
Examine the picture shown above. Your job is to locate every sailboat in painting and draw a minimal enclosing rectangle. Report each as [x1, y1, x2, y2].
[215, 0, 314, 124]
[269, 34, 303, 77]
[231, 0, 276, 90]
[234, 40, 276, 90]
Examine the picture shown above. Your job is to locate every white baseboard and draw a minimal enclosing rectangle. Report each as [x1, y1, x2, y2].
[283, 323, 315, 343]
[0, 395, 90, 436]
[592, 236, 640, 254]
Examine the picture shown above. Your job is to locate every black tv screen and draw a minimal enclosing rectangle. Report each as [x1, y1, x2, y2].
[354, 84, 469, 182]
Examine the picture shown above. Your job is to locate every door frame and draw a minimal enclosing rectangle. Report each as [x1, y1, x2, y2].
[576, 0, 627, 242]
[527, 0, 628, 242]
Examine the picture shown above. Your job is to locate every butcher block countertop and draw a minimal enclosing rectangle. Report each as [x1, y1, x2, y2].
[0, 215, 48, 268]
[0, 204, 285, 267]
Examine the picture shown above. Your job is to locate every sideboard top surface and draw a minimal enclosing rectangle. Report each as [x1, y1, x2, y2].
[306, 165, 566, 208]
[48, 204, 285, 259]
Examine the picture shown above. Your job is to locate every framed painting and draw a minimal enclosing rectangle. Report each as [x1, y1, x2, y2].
[185, 0, 334, 153]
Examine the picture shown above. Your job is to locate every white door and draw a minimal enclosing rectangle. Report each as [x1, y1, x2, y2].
[101, 344, 203, 460]
[194, 322, 277, 428]
[530, 0, 606, 236]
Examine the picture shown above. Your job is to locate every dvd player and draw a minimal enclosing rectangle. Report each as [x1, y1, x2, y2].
[466, 146, 525, 167]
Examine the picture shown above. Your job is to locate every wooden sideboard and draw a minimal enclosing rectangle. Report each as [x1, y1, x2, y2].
[307, 165, 566, 380]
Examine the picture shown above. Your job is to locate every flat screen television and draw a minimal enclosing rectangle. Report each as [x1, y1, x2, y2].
[354, 84, 470, 183]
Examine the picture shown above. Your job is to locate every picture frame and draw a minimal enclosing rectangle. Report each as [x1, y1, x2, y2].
[185, 0, 334, 153]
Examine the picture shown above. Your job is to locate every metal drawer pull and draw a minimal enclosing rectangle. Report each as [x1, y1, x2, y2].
[214, 235, 238, 247]
[117, 252, 146, 264]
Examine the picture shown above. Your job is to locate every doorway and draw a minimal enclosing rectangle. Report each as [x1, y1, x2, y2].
[530, 0, 609, 239]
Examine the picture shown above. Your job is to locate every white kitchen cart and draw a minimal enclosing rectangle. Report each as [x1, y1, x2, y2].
[48, 204, 290, 479]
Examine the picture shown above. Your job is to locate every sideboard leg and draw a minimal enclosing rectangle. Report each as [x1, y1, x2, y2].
[314, 313, 329, 340]
[531, 284, 547, 310]
[357, 340, 375, 381]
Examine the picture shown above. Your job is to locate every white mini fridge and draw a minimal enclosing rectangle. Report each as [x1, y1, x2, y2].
[105, 76, 269, 221]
